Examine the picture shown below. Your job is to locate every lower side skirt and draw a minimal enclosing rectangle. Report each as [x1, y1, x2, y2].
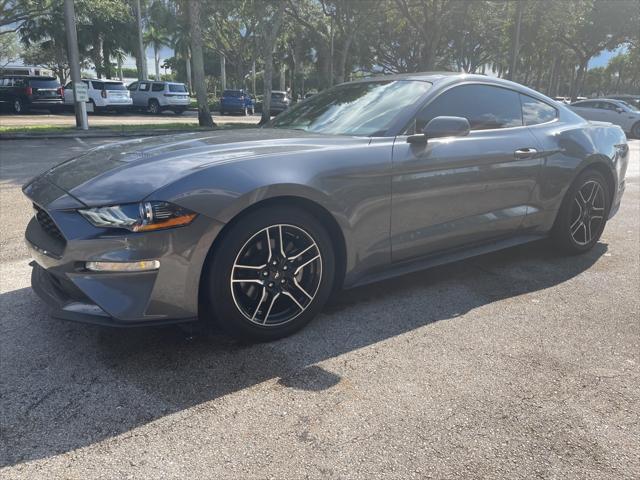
[348, 233, 546, 289]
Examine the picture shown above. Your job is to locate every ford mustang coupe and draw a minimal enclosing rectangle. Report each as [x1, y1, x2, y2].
[23, 73, 629, 341]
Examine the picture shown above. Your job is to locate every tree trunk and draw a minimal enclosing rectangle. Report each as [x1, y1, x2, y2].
[117, 56, 123, 81]
[154, 45, 160, 80]
[259, 1, 286, 125]
[507, 0, 524, 81]
[279, 63, 286, 91]
[135, 0, 147, 80]
[570, 60, 587, 101]
[335, 33, 354, 84]
[188, 0, 214, 127]
[220, 54, 226, 90]
[185, 50, 192, 92]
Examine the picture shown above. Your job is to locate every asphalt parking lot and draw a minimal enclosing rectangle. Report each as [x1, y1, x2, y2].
[0, 137, 638, 479]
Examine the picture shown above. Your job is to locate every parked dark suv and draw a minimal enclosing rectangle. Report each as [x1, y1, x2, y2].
[0, 76, 64, 113]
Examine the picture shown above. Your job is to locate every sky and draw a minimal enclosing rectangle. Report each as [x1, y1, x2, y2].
[589, 46, 627, 69]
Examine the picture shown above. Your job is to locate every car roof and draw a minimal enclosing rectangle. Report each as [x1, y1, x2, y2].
[83, 78, 124, 83]
[1, 75, 57, 80]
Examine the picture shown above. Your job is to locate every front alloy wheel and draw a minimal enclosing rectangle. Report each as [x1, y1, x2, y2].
[231, 224, 322, 326]
[206, 206, 335, 341]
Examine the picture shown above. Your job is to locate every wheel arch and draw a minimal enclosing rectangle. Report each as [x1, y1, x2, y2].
[197, 194, 348, 314]
[576, 156, 616, 208]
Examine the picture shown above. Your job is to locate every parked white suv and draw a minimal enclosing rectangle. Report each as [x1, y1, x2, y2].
[63, 79, 132, 112]
[128, 80, 190, 115]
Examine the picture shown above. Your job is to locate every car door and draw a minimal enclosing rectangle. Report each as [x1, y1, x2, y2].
[599, 101, 636, 131]
[135, 81, 151, 107]
[390, 83, 542, 263]
[570, 101, 601, 121]
[128, 81, 139, 105]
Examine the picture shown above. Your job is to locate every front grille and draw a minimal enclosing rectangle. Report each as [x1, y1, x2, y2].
[34, 205, 65, 241]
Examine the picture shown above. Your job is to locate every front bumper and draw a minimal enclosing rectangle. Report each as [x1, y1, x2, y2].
[30, 261, 194, 327]
[25, 209, 224, 327]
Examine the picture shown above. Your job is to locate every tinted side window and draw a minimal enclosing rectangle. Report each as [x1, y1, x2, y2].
[91, 81, 104, 90]
[520, 94, 557, 126]
[415, 84, 522, 131]
[152, 83, 164, 92]
[128, 81, 139, 91]
[576, 101, 596, 108]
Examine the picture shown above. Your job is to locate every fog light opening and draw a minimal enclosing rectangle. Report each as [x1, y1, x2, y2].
[85, 260, 160, 272]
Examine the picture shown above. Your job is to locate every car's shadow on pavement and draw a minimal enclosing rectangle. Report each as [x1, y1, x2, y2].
[0, 240, 607, 466]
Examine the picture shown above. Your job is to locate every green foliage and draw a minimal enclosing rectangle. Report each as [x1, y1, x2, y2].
[9, 0, 640, 98]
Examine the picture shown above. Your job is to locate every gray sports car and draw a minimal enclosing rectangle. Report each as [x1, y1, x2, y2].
[23, 73, 629, 341]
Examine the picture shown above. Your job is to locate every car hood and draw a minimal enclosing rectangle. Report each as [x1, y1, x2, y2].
[24, 129, 365, 208]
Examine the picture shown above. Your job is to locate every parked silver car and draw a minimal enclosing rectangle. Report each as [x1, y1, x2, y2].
[128, 80, 190, 115]
[569, 98, 640, 138]
[269, 90, 291, 115]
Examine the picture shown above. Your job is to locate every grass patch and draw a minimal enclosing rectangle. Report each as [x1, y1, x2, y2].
[0, 122, 256, 135]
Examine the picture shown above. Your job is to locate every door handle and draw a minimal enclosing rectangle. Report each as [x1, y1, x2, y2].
[514, 148, 538, 159]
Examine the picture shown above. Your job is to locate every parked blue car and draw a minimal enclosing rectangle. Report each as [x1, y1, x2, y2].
[219, 89, 255, 115]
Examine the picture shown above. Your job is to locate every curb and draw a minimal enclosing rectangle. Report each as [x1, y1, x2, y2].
[0, 128, 215, 141]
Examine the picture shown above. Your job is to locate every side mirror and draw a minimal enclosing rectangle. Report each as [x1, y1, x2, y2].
[407, 116, 471, 144]
[615, 107, 624, 114]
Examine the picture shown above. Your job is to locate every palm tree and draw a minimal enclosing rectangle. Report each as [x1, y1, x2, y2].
[187, 0, 214, 127]
[144, 23, 169, 80]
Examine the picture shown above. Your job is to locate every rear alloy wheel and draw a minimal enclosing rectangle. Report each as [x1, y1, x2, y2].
[207, 207, 335, 341]
[148, 99, 160, 114]
[552, 169, 610, 253]
[632, 122, 640, 139]
[12, 98, 24, 114]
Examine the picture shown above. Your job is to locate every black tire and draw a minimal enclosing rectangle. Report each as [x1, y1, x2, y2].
[205, 206, 335, 342]
[11, 97, 25, 114]
[631, 122, 640, 140]
[148, 99, 160, 114]
[173, 108, 184, 115]
[552, 168, 610, 254]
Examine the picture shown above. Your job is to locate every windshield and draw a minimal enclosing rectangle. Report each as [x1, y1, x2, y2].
[93, 81, 126, 91]
[269, 80, 432, 136]
[29, 78, 60, 88]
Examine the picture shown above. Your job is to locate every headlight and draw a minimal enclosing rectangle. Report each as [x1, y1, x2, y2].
[79, 201, 197, 232]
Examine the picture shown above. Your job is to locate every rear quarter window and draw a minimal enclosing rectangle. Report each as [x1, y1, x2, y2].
[169, 84, 187, 93]
[152, 83, 165, 92]
[520, 95, 557, 126]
